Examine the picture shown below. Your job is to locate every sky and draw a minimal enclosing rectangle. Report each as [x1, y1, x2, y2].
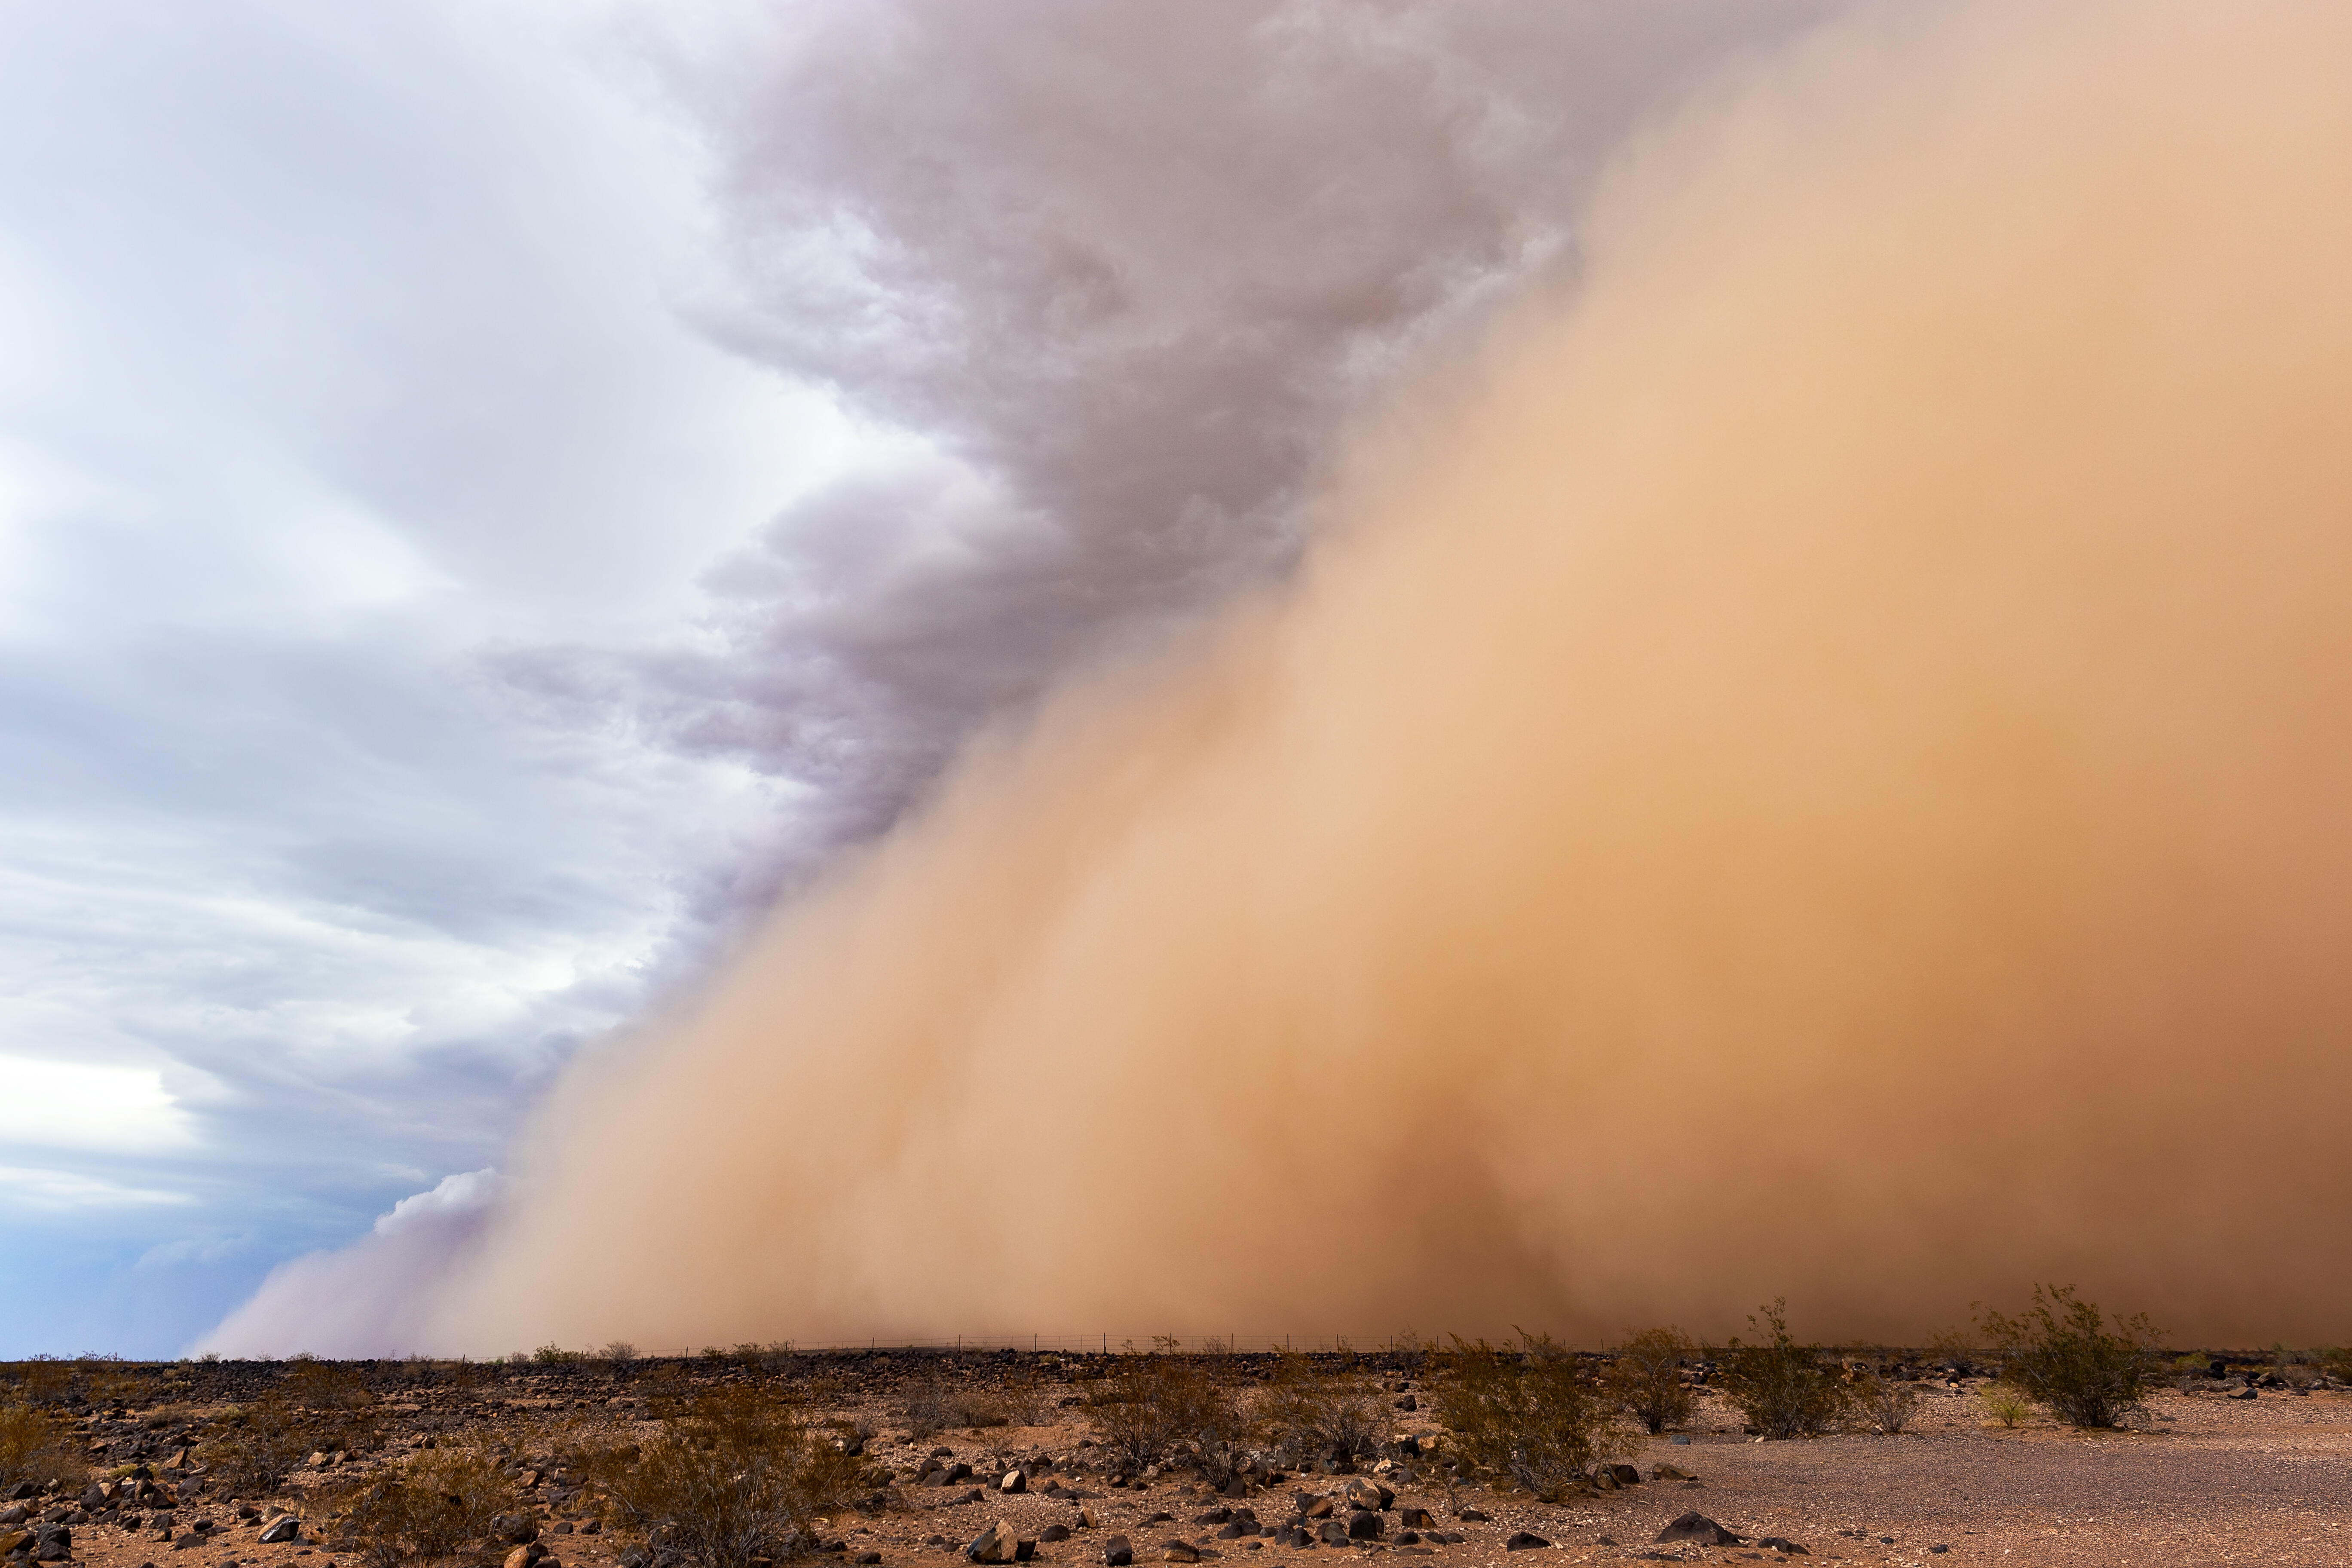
[0, 0, 1836, 1355]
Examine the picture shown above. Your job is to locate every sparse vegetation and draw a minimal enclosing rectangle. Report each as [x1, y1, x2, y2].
[1430, 1333, 1622, 1500]
[903, 1371, 1011, 1438]
[199, 1361, 381, 1494]
[1853, 1373, 1922, 1434]
[0, 1401, 80, 1492]
[1602, 1327, 1698, 1435]
[1087, 1350, 1246, 1476]
[1979, 1384, 2031, 1428]
[1978, 1285, 2161, 1429]
[325, 1444, 518, 1568]
[585, 1385, 867, 1568]
[1713, 1301, 1850, 1439]
[1257, 1351, 1385, 1468]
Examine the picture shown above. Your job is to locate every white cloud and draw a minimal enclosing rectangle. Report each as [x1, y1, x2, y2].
[0, 1056, 195, 1154]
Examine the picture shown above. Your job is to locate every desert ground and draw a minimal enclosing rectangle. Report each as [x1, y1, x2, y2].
[6, 1351, 2349, 1568]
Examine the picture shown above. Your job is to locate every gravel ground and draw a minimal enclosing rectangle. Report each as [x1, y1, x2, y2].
[33, 1367, 2352, 1568]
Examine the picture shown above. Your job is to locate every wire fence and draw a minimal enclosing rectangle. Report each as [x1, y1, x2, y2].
[573, 1334, 1446, 1360]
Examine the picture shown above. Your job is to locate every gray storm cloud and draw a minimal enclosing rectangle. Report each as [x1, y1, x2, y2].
[217, 0, 2352, 1355]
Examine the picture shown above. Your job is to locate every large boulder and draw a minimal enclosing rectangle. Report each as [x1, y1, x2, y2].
[1657, 1513, 1743, 1547]
[967, 1520, 1018, 1564]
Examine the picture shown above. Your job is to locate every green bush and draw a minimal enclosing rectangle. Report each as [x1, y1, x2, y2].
[1978, 1384, 2031, 1428]
[1431, 1334, 1621, 1500]
[1602, 1328, 1698, 1435]
[1977, 1285, 2160, 1429]
[1712, 1301, 1849, 1439]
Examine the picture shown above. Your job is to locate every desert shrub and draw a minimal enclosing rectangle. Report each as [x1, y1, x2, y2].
[2315, 1347, 2352, 1384]
[1977, 1285, 2161, 1429]
[1087, 1354, 1245, 1475]
[1256, 1353, 1384, 1468]
[2167, 1354, 2211, 1392]
[585, 1386, 866, 1568]
[1979, 1385, 2030, 1428]
[1712, 1301, 1849, 1439]
[201, 1366, 380, 1495]
[0, 1403, 81, 1492]
[903, 1373, 1008, 1438]
[325, 1445, 518, 1568]
[532, 1345, 587, 1366]
[1852, 1375, 1921, 1435]
[0, 1360, 73, 1409]
[1430, 1334, 1621, 1500]
[600, 1343, 640, 1365]
[1602, 1328, 1698, 1435]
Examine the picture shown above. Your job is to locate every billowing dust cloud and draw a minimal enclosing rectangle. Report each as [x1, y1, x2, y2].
[232, 0, 2352, 1352]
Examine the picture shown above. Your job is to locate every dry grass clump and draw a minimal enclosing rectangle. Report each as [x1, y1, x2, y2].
[1256, 1353, 1384, 1470]
[1712, 1301, 1850, 1439]
[903, 1375, 1011, 1439]
[1978, 1285, 2161, 1429]
[1430, 1334, 1622, 1501]
[324, 1445, 518, 1568]
[0, 1402, 81, 1492]
[1602, 1328, 1698, 1435]
[583, 1386, 867, 1568]
[1852, 1374, 1923, 1435]
[1087, 1353, 1246, 1476]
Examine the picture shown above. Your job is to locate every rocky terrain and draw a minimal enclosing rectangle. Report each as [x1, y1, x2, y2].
[4, 1351, 2349, 1568]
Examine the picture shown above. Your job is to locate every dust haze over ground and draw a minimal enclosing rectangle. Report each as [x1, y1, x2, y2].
[212, 0, 2352, 1355]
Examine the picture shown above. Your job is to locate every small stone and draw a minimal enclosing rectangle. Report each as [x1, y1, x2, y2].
[856, 1555, 882, 1565]
[1000, 1473, 1027, 1496]
[1342, 1481, 1392, 1513]
[1041, 1526, 1071, 1543]
[1161, 1544, 1200, 1563]
[1302, 1497, 1335, 1521]
[1345, 1511, 1382, 1541]
[1671, 1435, 1692, 1446]
[1014, 1541, 1038, 1562]
[1651, 1465, 1693, 1482]
[1504, 1533, 1551, 1551]
[1929, 1549, 1949, 1556]
[257, 1518, 300, 1544]
[1455, 1509, 1488, 1523]
[1316, 1522, 1350, 1548]
[1397, 1509, 1434, 1529]
[1102, 1535, 1133, 1567]
[1755, 1537, 1808, 1556]
[580, 1521, 601, 1536]
[1393, 1396, 1417, 1412]
[1077, 1507, 1099, 1530]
